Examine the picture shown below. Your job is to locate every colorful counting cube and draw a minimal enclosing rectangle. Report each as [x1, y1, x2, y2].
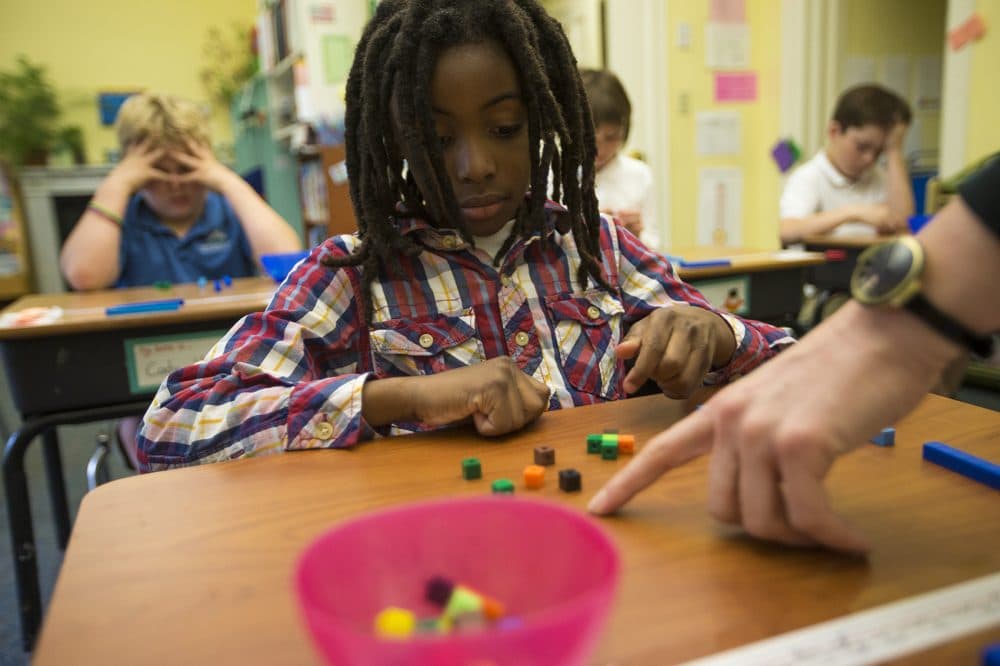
[374, 606, 416, 639]
[444, 586, 484, 619]
[586, 434, 602, 454]
[491, 479, 515, 494]
[601, 440, 618, 460]
[426, 575, 454, 607]
[618, 434, 635, 454]
[524, 465, 545, 489]
[462, 457, 482, 480]
[533, 445, 555, 465]
[558, 468, 582, 492]
[870, 427, 895, 447]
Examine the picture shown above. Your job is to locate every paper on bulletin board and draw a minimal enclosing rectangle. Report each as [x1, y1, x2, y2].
[696, 111, 742, 155]
[709, 0, 745, 23]
[714, 72, 756, 103]
[322, 34, 353, 84]
[705, 23, 750, 69]
[842, 56, 876, 90]
[697, 167, 743, 246]
[879, 56, 912, 98]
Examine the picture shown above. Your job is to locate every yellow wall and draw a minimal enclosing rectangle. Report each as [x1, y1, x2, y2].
[844, 0, 946, 54]
[966, 0, 1000, 163]
[0, 0, 256, 165]
[666, 2, 783, 249]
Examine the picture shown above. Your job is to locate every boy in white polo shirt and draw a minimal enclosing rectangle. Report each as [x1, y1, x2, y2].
[779, 85, 913, 245]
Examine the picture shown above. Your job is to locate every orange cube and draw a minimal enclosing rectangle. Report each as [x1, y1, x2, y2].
[523, 464, 545, 489]
[481, 595, 506, 620]
[618, 434, 636, 454]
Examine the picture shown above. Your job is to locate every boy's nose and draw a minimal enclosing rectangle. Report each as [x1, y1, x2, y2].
[455, 138, 495, 183]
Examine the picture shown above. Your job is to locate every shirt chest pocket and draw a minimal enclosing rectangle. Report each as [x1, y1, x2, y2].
[369, 311, 486, 378]
[546, 290, 625, 399]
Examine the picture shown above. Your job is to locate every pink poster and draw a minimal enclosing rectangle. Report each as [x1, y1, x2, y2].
[710, 0, 746, 23]
[714, 72, 757, 103]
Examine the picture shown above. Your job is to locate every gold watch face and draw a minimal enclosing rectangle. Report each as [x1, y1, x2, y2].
[850, 237, 925, 306]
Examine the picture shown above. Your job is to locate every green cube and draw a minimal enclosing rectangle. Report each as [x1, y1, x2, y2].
[602, 433, 619, 444]
[601, 440, 618, 460]
[492, 478, 515, 494]
[462, 457, 482, 480]
[586, 434, 603, 454]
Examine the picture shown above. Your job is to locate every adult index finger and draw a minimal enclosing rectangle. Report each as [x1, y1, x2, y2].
[587, 411, 714, 514]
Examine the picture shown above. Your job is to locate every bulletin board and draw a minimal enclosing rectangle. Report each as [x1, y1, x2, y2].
[0, 162, 32, 301]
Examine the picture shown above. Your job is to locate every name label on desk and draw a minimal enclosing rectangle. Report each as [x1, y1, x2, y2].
[687, 275, 750, 316]
[123, 331, 227, 394]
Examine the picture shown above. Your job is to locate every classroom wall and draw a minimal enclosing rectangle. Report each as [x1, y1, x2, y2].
[665, 2, 783, 249]
[0, 0, 256, 165]
[840, 0, 947, 165]
[965, 0, 1000, 164]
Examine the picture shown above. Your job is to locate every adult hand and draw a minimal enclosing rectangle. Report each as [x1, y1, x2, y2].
[617, 305, 737, 399]
[107, 138, 169, 194]
[409, 357, 551, 436]
[589, 301, 961, 554]
[172, 140, 236, 192]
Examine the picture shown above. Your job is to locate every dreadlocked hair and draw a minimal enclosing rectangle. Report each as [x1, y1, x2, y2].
[323, 0, 609, 323]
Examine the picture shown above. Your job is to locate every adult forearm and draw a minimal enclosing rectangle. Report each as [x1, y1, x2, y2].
[217, 173, 303, 257]
[918, 196, 1000, 334]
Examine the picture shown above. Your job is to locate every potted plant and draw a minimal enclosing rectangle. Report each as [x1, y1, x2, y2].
[0, 56, 61, 166]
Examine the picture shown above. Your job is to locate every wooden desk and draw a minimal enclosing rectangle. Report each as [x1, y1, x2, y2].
[34, 394, 1000, 664]
[669, 246, 826, 329]
[0, 277, 277, 649]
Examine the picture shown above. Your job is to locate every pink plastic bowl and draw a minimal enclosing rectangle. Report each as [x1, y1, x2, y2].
[294, 496, 620, 666]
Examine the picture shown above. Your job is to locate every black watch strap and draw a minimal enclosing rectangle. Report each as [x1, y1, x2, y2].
[906, 294, 994, 358]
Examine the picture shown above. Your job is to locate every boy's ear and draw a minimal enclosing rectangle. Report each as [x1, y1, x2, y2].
[827, 120, 844, 140]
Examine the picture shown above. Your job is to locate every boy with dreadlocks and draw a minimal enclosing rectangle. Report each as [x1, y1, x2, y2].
[136, 0, 792, 471]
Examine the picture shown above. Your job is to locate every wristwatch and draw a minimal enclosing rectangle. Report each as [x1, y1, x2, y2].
[850, 236, 994, 357]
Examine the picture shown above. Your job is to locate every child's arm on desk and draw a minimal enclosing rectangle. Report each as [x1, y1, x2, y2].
[60, 139, 166, 290]
[363, 359, 549, 436]
[136, 242, 547, 471]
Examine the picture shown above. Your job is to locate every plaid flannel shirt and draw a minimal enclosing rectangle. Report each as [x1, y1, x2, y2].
[138, 203, 792, 470]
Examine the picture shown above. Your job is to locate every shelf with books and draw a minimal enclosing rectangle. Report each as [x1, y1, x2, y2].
[297, 144, 356, 247]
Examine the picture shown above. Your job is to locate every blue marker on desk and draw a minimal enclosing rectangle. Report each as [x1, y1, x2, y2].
[105, 298, 184, 316]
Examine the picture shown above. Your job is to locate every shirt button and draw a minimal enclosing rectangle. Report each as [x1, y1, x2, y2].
[586, 306, 601, 320]
[514, 331, 530, 347]
[315, 422, 334, 440]
[418, 333, 434, 348]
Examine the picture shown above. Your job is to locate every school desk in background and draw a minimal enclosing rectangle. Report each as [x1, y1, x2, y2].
[0, 276, 277, 650]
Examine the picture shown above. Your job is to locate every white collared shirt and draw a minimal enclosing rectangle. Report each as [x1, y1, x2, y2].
[779, 150, 887, 238]
[595, 153, 660, 249]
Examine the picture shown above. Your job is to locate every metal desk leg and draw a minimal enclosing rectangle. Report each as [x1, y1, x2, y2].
[41, 430, 71, 550]
[4, 420, 45, 651]
[3, 400, 152, 651]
